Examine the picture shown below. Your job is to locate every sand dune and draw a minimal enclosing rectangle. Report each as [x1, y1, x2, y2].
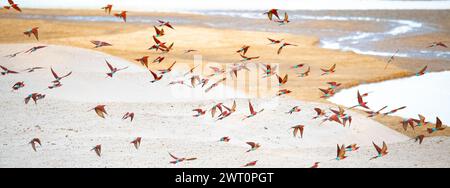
[3, 44, 448, 168]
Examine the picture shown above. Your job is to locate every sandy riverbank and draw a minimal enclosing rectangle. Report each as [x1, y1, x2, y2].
[2, 44, 449, 168]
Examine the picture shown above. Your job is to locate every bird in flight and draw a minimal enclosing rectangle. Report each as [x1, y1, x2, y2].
[335, 144, 347, 161]
[246, 142, 260, 152]
[415, 65, 428, 76]
[7, 0, 21, 12]
[158, 20, 175, 30]
[91, 40, 112, 48]
[158, 61, 177, 74]
[23, 67, 44, 73]
[0, 65, 18, 75]
[427, 41, 447, 48]
[349, 90, 370, 110]
[219, 137, 230, 142]
[91, 145, 102, 157]
[286, 106, 301, 114]
[114, 11, 127, 22]
[382, 106, 406, 116]
[149, 69, 163, 83]
[122, 112, 135, 122]
[89, 105, 108, 119]
[365, 106, 388, 118]
[24, 45, 47, 54]
[297, 66, 311, 77]
[29, 138, 41, 152]
[427, 117, 446, 133]
[130, 137, 142, 150]
[192, 108, 206, 117]
[312, 108, 327, 119]
[413, 135, 425, 144]
[242, 101, 264, 120]
[276, 74, 288, 86]
[11, 81, 25, 91]
[105, 60, 128, 78]
[310, 162, 320, 168]
[50, 67, 72, 83]
[275, 12, 290, 25]
[384, 49, 399, 69]
[154, 26, 165, 37]
[370, 141, 388, 160]
[205, 78, 226, 93]
[321, 64, 336, 75]
[236, 45, 250, 55]
[263, 9, 280, 21]
[345, 144, 359, 152]
[277, 42, 297, 55]
[24, 93, 45, 105]
[267, 38, 283, 45]
[168, 153, 197, 164]
[291, 125, 304, 138]
[135, 56, 149, 68]
[243, 160, 258, 167]
[23, 27, 39, 41]
[277, 89, 291, 96]
[101, 4, 113, 14]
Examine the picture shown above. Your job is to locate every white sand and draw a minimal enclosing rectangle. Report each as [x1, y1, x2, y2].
[328, 71, 450, 124]
[0, 44, 448, 168]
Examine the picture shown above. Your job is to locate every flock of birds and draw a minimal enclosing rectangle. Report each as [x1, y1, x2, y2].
[1, 3, 449, 167]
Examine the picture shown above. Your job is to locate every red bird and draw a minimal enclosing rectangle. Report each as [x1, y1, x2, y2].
[345, 144, 360, 151]
[242, 101, 264, 120]
[50, 68, 72, 83]
[122, 112, 134, 122]
[384, 49, 399, 69]
[312, 108, 327, 119]
[24, 45, 47, 54]
[277, 42, 297, 55]
[217, 101, 237, 121]
[240, 54, 259, 62]
[135, 56, 149, 68]
[11, 81, 25, 91]
[297, 66, 311, 77]
[276, 74, 288, 86]
[29, 138, 41, 152]
[91, 40, 112, 48]
[24, 67, 44, 73]
[335, 144, 347, 160]
[24, 93, 45, 104]
[154, 26, 165, 37]
[152, 56, 165, 64]
[427, 117, 446, 133]
[246, 142, 260, 152]
[275, 12, 290, 25]
[105, 60, 128, 78]
[286, 106, 301, 114]
[205, 77, 226, 93]
[290, 63, 304, 69]
[149, 69, 163, 83]
[91, 145, 102, 157]
[415, 65, 428, 76]
[382, 106, 406, 116]
[130, 137, 142, 149]
[267, 38, 283, 45]
[310, 162, 320, 168]
[23, 27, 39, 41]
[400, 118, 415, 131]
[219, 137, 230, 142]
[7, 0, 21, 12]
[1, 65, 18, 75]
[414, 135, 425, 144]
[291, 125, 304, 138]
[114, 11, 127, 22]
[371, 141, 388, 160]
[169, 153, 197, 164]
[349, 90, 370, 110]
[243, 160, 258, 167]
[158, 20, 174, 30]
[320, 114, 342, 125]
[428, 42, 447, 48]
[277, 89, 291, 96]
[321, 64, 336, 75]
[365, 106, 388, 118]
[236, 45, 250, 55]
[192, 108, 206, 117]
[158, 61, 176, 74]
[101, 4, 113, 14]
[89, 105, 108, 119]
[263, 9, 279, 20]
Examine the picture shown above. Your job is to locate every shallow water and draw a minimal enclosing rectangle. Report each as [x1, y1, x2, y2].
[328, 71, 450, 124]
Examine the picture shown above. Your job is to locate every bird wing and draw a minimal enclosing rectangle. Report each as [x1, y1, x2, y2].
[50, 68, 59, 79]
[105, 60, 114, 71]
[373, 142, 382, 154]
